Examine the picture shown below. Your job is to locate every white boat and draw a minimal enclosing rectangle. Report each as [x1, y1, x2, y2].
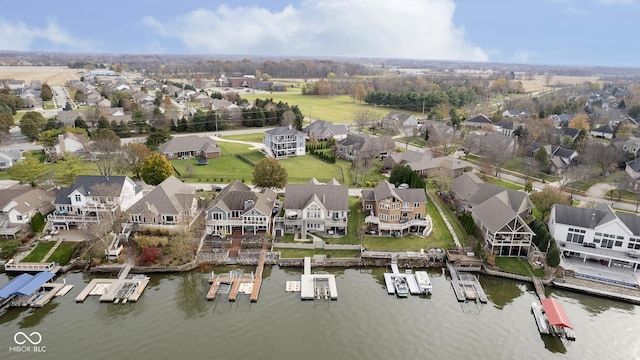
[394, 277, 409, 298]
[531, 302, 550, 335]
[414, 271, 433, 295]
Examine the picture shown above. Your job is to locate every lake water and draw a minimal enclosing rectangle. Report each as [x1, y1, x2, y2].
[1, 267, 639, 360]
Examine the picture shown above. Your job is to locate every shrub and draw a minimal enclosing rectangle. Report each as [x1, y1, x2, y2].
[547, 246, 560, 267]
[142, 247, 159, 264]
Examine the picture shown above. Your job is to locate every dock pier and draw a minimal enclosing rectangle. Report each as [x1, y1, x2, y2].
[75, 264, 149, 303]
[447, 263, 488, 303]
[383, 262, 421, 296]
[207, 250, 266, 302]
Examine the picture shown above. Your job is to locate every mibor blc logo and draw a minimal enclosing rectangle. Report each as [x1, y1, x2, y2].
[9, 331, 46, 353]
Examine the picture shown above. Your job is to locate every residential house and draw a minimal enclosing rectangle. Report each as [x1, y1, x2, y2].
[560, 127, 581, 142]
[382, 111, 419, 134]
[335, 134, 395, 162]
[422, 120, 454, 144]
[56, 110, 87, 127]
[263, 126, 306, 159]
[550, 114, 575, 128]
[382, 150, 431, 170]
[48, 175, 143, 229]
[126, 175, 198, 230]
[528, 143, 579, 174]
[470, 133, 516, 155]
[451, 172, 534, 256]
[494, 119, 519, 137]
[623, 138, 640, 156]
[590, 124, 616, 139]
[205, 180, 277, 236]
[625, 158, 640, 188]
[158, 135, 221, 159]
[85, 91, 103, 106]
[0, 185, 55, 225]
[502, 109, 531, 118]
[382, 150, 470, 178]
[548, 203, 640, 271]
[97, 98, 111, 108]
[0, 150, 23, 170]
[303, 120, 349, 141]
[463, 114, 495, 130]
[273, 178, 348, 238]
[362, 180, 429, 236]
[47, 132, 88, 161]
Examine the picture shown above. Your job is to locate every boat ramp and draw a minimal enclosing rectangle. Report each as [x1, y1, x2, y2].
[75, 264, 149, 304]
[447, 263, 487, 303]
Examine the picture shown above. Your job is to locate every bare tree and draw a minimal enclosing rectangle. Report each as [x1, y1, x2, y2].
[584, 142, 622, 176]
[544, 73, 554, 87]
[353, 110, 377, 132]
[479, 137, 513, 179]
[281, 109, 296, 127]
[92, 129, 124, 176]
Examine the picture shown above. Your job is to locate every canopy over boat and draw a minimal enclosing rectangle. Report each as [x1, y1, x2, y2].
[541, 298, 573, 329]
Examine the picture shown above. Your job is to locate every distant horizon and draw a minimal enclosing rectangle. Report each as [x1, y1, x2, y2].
[1, 1, 639, 68]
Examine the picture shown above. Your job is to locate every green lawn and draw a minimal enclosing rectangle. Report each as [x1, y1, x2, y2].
[240, 93, 410, 123]
[398, 136, 428, 148]
[220, 133, 265, 143]
[279, 156, 349, 184]
[218, 140, 255, 154]
[171, 156, 254, 183]
[46, 242, 79, 265]
[21, 241, 57, 262]
[428, 190, 468, 246]
[278, 249, 360, 258]
[483, 175, 524, 190]
[494, 256, 545, 278]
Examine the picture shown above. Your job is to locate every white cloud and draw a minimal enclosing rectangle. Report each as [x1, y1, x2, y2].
[0, 19, 98, 52]
[513, 49, 538, 63]
[142, 0, 488, 61]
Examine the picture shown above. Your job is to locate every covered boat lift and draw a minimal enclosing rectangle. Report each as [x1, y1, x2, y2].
[540, 298, 576, 341]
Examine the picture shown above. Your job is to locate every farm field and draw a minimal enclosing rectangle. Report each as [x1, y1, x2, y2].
[0, 66, 82, 86]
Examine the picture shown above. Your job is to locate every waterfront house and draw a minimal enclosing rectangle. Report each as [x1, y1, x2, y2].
[126, 176, 198, 231]
[548, 203, 640, 271]
[48, 175, 143, 229]
[335, 133, 395, 162]
[205, 180, 277, 236]
[451, 173, 534, 256]
[263, 126, 306, 159]
[0, 184, 55, 225]
[273, 178, 348, 238]
[303, 120, 349, 141]
[158, 135, 221, 159]
[361, 180, 429, 236]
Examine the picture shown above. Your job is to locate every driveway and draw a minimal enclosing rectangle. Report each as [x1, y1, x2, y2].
[585, 182, 616, 198]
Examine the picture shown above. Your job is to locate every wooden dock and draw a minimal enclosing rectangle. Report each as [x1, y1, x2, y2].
[207, 250, 266, 302]
[75, 264, 149, 303]
[532, 277, 546, 299]
[448, 263, 488, 303]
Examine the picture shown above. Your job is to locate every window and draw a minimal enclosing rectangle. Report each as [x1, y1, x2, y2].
[75, 194, 81, 202]
[365, 204, 372, 210]
[131, 215, 141, 222]
[164, 215, 175, 223]
[16, 215, 23, 221]
[566, 228, 585, 244]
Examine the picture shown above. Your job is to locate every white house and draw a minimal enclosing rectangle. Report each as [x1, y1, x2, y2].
[549, 203, 640, 271]
[263, 126, 306, 159]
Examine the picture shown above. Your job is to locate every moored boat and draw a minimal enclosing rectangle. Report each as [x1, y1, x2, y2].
[394, 276, 409, 297]
[414, 271, 433, 295]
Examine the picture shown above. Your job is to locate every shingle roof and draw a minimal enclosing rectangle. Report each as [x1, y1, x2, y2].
[207, 180, 276, 216]
[626, 157, 640, 172]
[54, 176, 131, 204]
[265, 126, 305, 136]
[128, 175, 196, 216]
[303, 120, 348, 138]
[283, 179, 348, 211]
[551, 203, 618, 229]
[158, 135, 220, 155]
[365, 180, 427, 203]
[465, 114, 493, 124]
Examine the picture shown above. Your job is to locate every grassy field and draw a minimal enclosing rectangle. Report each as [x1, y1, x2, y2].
[21, 241, 57, 262]
[46, 242, 79, 265]
[280, 156, 349, 184]
[240, 93, 407, 123]
[483, 175, 524, 190]
[428, 190, 468, 246]
[494, 256, 545, 278]
[220, 133, 265, 143]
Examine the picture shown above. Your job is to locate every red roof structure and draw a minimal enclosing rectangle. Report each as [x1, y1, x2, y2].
[541, 298, 573, 329]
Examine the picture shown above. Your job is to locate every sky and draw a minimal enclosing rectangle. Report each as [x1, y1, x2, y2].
[0, 0, 639, 67]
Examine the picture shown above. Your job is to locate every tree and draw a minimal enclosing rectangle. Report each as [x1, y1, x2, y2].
[123, 143, 151, 179]
[547, 246, 560, 267]
[0, 112, 14, 134]
[141, 152, 174, 186]
[584, 142, 621, 176]
[281, 109, 296, 127]
[524, 179, 533, 193]
[544, 73, 554, 87]
[52, 154, 84, 187]
[146, 128, 171, 150]
[351, 83, 367, 102]
[353, 109, 377, 132]
[7, 152, 47, 185]
[92, 128, 123, 176]
[530, 186, 571, 220]
[19, 111, 46, 140]
[41, 84, 53, 101]
[628, 105, 640, 119]
[534, 146, 551, 173]
[568, 113, 590, 131]
[252, 158, 288, 189]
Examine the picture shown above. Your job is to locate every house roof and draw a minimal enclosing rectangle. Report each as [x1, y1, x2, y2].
[207, 180, 276, 216]
[626, 157, 640, 172]
[592, 124, 616, 134]
[385, 111, 412, 122]
[362, 180, 427, 204]
[303, 120, 348, 138]
[337, 134, 395, 157]
[494, 119, 515, 130]
[0, 149, 22, 161]
[56, 132, 88, 146]
[265, 126, 305, 136]
[551, 203, 618, 230]
[451, 172, 484, 201]
[283, 178, 348, 211]
[560, 127, 580, 138]
[127, 175, 196, 216]
[158, 135, 220, 155]
[54, 175, 133, 205]
[465, 114, 493, 124]
[387, 150, 432, 166]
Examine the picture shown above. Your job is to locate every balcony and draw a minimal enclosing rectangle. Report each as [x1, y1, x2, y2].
[365, 216, 429, 231]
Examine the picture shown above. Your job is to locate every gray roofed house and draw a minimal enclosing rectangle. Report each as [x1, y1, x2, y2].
[205, 180, 277, 236]
[361, 180, 429, 236]
[56, 110, 88, 127]
[590, 124, 616, 139]
[48, 175, 143, 229]
[493, 119, 519, 137]
[548, 203, 640, 262]
[335, 133, 395, 162]
[263, 126, 306, 159]
[422, 120, 454, 144]
[0, 150, 23, 169]
[274, 178, 348, 238]
[127, 175, 198, 230]
[382, 111, 419, 134]
[528, 143, 578, 174]
[303, 120, 349, 141]
[625, 157, 640, 186]
[382, 150, 471, 178]
[463, 114, 494, 129]
[0, 184, 56, 225]
[158, 135, 221, 159]
[502, 110, 531, 118]
[451, 173, 534, 256]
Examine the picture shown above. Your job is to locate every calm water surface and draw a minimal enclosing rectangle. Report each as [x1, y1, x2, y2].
[1, 267, 639, 360]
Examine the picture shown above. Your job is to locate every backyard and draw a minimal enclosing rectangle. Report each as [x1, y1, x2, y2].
[20, 241, 57, 262]
[494, 256, 545, 278]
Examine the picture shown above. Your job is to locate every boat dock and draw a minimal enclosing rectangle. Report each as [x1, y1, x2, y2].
[4, 261, 61, 274]
[532, 277, 546, 299]
[530, 277, 576, 341]
[0, 271, 73, 310]
[207, 250, 266, 302]
[383, 263, 421, 296]
[75, 264, 149, 303]
[447, 263, 488, 303]
[300, 257, 338, 300]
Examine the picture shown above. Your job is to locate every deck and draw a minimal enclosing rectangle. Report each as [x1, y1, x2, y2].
[300, 257, 338, 300]
[75, 264, 149, 303]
